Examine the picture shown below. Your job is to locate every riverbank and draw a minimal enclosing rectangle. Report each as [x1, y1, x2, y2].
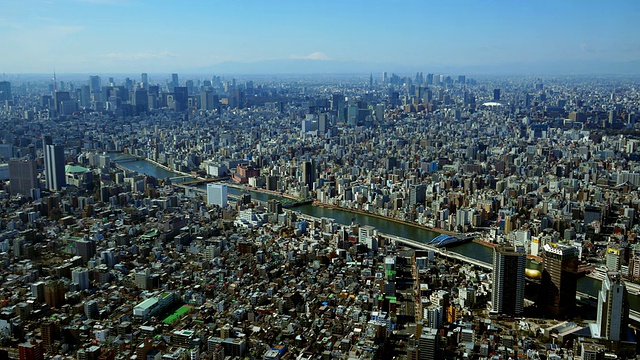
[310, 201, 458, 237]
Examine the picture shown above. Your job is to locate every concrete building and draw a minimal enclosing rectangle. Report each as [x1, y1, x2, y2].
[491, 246, 526, 316]
[207, 183, 228, 207]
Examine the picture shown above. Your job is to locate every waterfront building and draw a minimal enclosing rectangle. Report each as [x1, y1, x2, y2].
[596, 272, 629, 341]
[491, 246, 526, 316]
[207, 183, 228, 207]
[540, 243, 579, 317]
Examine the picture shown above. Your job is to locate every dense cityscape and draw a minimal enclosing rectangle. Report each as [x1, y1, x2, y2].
[0, 70, 638, 360]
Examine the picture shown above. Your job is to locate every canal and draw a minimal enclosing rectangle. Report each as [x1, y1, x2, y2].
[113, 156, 638, 308]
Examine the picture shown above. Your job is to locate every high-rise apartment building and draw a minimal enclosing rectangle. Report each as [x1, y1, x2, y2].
[44, 280, 65, 308]
[596, 272, 629, 341]
[540, 243, 579, 316]
[8, 159, 38, 196]
[491, 246, 526, 316]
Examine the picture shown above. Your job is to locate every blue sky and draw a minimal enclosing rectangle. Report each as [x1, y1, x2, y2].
[1, 0, 639, 73]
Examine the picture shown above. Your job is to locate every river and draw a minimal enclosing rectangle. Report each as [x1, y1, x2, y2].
[112, 155, 638, 309]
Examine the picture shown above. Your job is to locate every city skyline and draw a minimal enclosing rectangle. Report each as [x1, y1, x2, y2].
[1, 0, 640, 74]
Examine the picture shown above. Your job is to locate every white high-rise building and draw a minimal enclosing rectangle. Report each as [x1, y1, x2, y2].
[71, 267, 90, 290]
[43, 136, 66, 191]
[596, 272, 629, 341]
[207, 183, 228, 207]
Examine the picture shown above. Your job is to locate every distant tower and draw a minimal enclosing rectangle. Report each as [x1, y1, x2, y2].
[43, 136, 66, 191]
[596, 272, 629, 341]
[89, 75, 101, 94]
[540, 243, 579, 316]
[141, 73, 148, 87]
[491, 246, 526, 316]
[369, 73, 373, 87]
[0, 81, 11, 102]
[493, 88, 501, 102]
[171, 73, 179, 90]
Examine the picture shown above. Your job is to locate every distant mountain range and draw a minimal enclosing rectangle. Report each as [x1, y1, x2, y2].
[195, 58, 640, 76]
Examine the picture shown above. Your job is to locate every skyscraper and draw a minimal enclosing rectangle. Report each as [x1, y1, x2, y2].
[89, 75, 101, 94]
[8, 159, 38, 196]
[173, 86, 188, 111]
[141, 73, 148, 87]
[207, 183, 228, 207]
[43, 136, 66, 191]
[0, 81, 11, 102]
[171, 73, 179, 90]
[540, 243, 579, 316]
[301, 160, 316, 187]
[596, 272, 629, 341]
[491, 246, 526, 316]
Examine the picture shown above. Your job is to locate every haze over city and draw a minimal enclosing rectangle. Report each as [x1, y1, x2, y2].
[3, 1, 640, 360]
[2, 0, 640, 74]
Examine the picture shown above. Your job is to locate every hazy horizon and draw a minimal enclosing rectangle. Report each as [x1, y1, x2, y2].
[2, 0, 639, 75]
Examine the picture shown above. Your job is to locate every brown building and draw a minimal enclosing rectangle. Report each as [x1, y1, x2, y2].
[44, 280, 65, 309]
[540, 243, 579, 317]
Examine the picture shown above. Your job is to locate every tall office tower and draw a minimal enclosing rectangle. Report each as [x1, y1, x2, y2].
[173, 86, 188, 111]
[596, 272, 629, 341]
[540, 243, 579, 316]
[79, 85, 91, 107]
[409, 184, 426, 206]
[206, 183, 228, 207]
[318, 113, 329, 134]
[418, 327, 439, 360]
[8, 159, 38, 196]
[132, 88, 149, 114]
[301, 160, 316, 187]
[171, 73, 179, 90]
[53, 91, 70, 113]
[141, 72, 148, 87]
[200, 90, 215, 110]
[0, 81, 11, 101]
[491, 246, 526, 316]
[493, 88, 501, 101]
[44, 280, 65, 308]
[89, 75, 101, 94]
[43, 136, 66, 191]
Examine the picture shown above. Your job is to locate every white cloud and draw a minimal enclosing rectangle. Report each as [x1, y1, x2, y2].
[290, 52, 331, 60]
